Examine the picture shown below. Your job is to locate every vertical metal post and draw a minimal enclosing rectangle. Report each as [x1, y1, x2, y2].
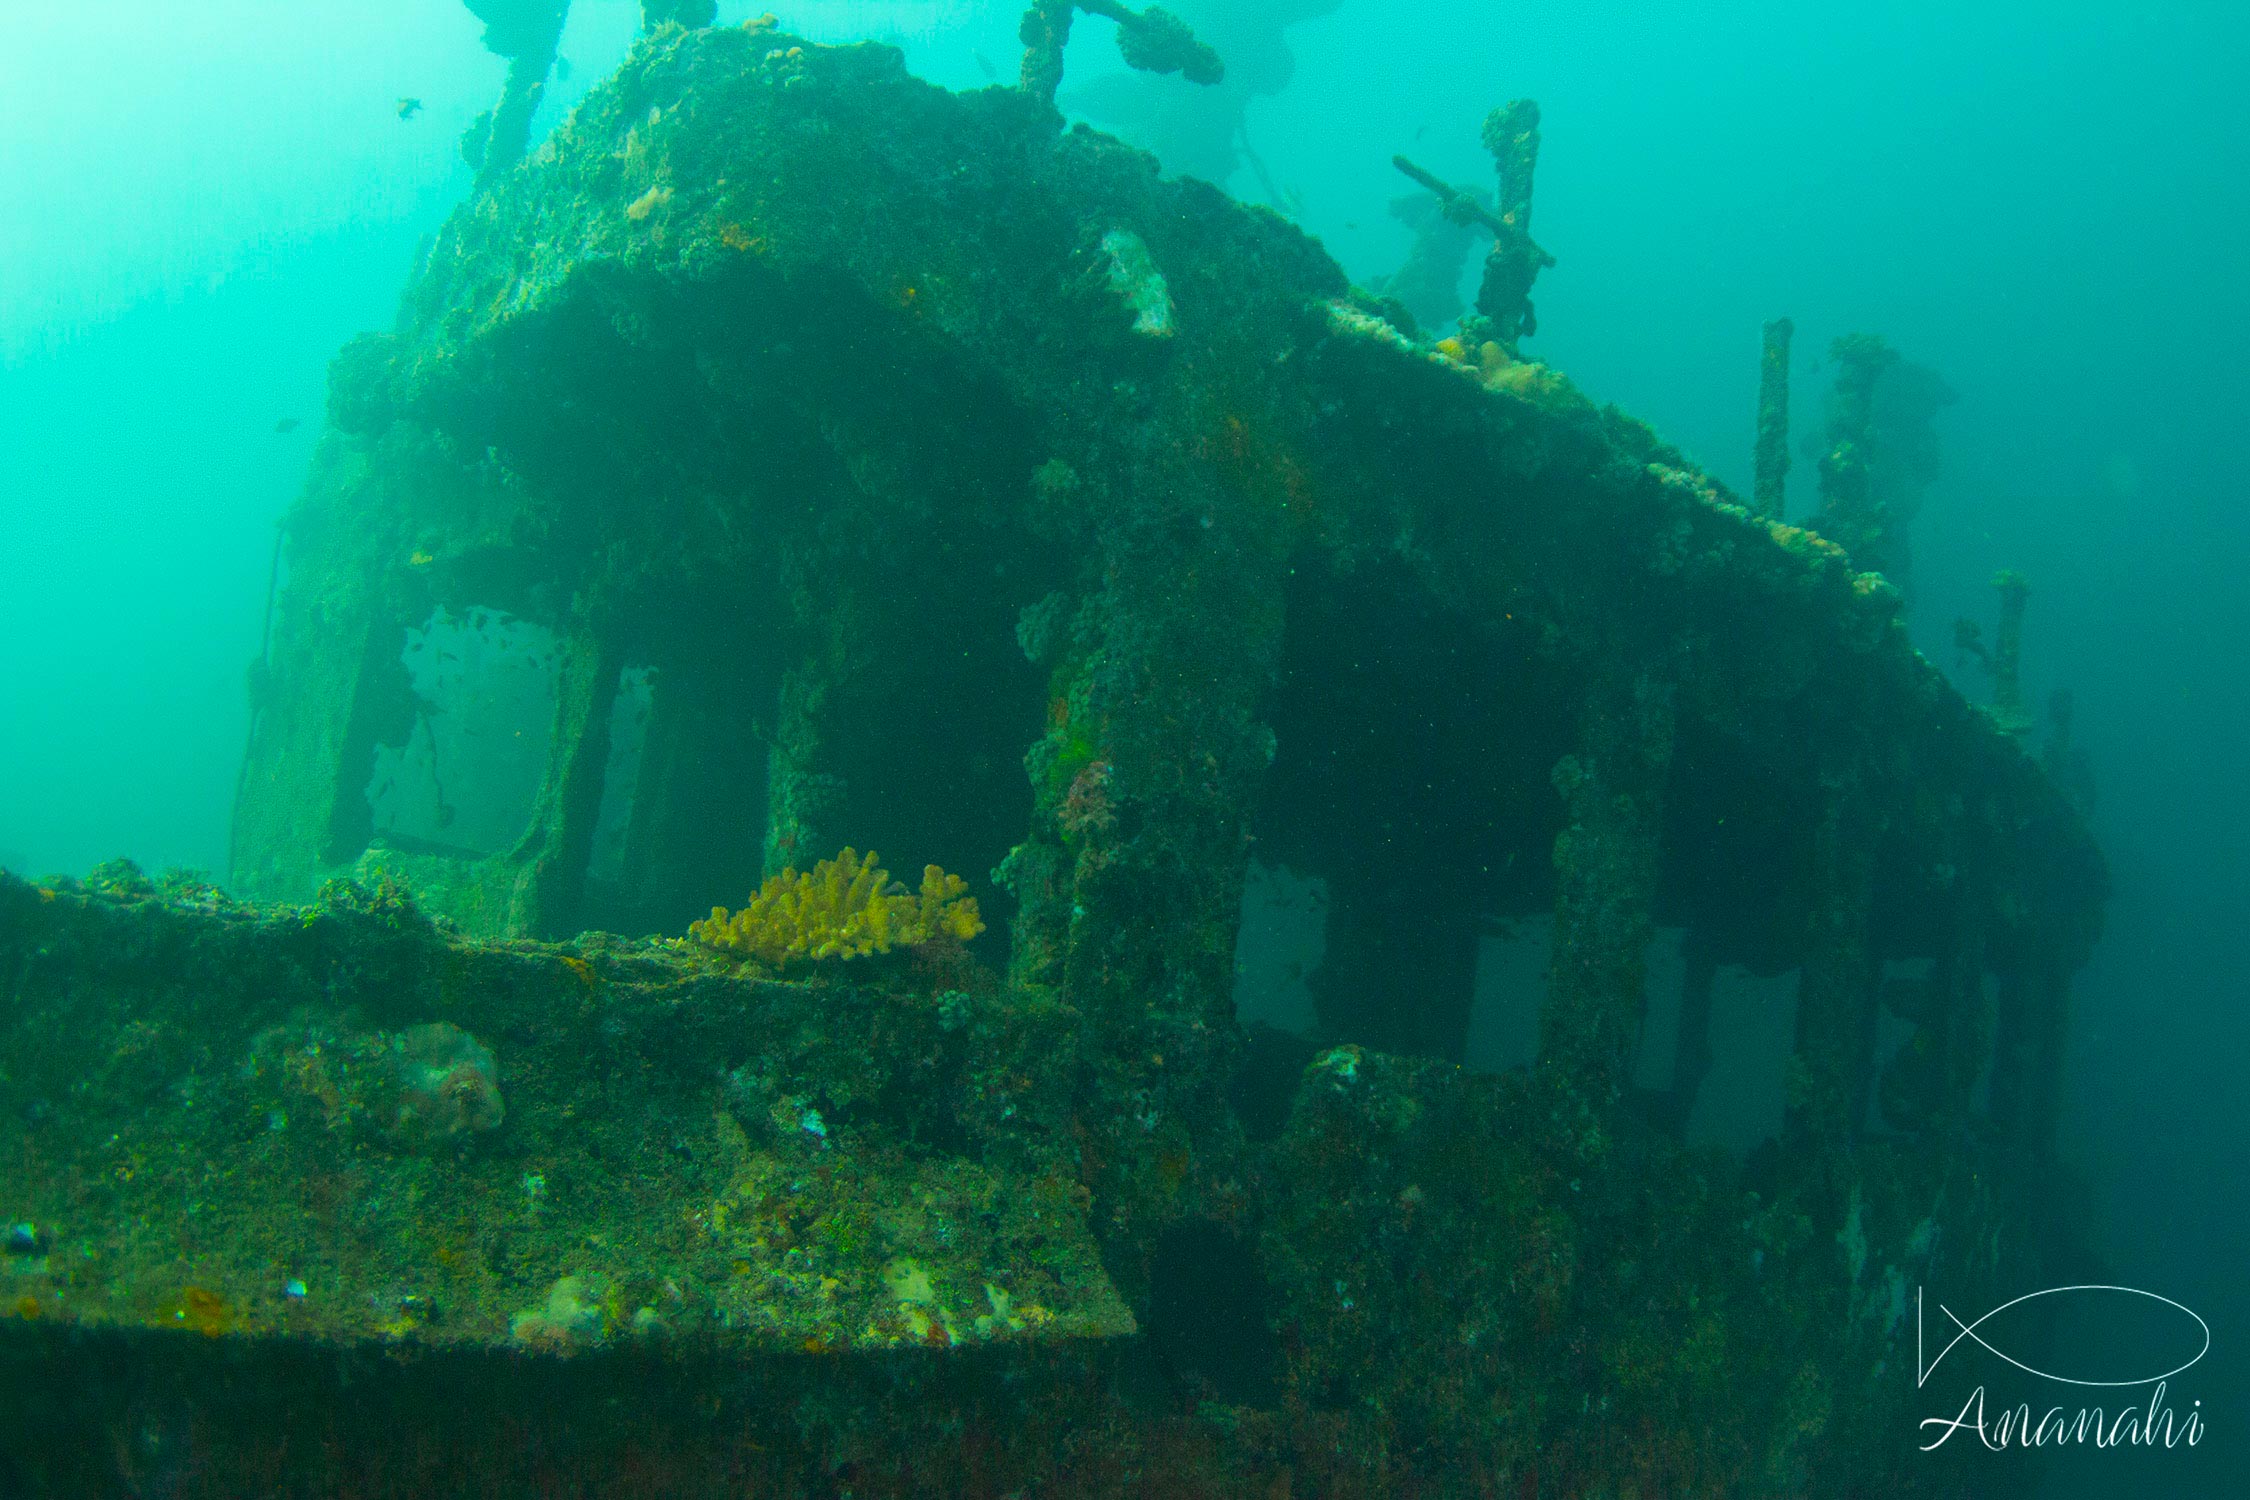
[1753, 317, 1794, 517]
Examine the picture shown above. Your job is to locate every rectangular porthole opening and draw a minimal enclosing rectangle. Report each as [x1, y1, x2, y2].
[365, 606, 560, 857]
[1686, 966, 1799, 1155]
[1464, 915, 1550, 1075]
[586, 665, 657, 886]
[1245, 562, 1569, 1066]
[1231, 858, 1327, 1038]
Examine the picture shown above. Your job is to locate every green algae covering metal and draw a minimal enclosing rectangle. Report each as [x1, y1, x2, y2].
[5, 20, 2105, 1500]
[0, 866, 1123, 1357]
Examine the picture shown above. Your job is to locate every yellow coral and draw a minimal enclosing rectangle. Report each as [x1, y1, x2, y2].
[1431, 335, 1574, 403]
[689, 848, 983, 966]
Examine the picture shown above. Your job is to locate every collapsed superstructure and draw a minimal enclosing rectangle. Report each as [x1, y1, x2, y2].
[3, 22, 2104, 1498]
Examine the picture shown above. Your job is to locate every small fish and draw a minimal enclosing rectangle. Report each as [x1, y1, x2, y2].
[554, 56, 573, 82]
[396, 97, 423, 121]
[274, 417, 300, 433]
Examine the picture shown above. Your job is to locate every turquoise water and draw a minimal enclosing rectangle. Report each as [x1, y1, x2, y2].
[3, 5, 2245, 1495]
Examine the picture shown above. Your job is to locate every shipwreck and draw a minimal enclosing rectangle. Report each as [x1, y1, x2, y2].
[1, 16, 2105, 1498]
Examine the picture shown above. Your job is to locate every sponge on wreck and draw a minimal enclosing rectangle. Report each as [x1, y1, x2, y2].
[689, 848, 983, 966]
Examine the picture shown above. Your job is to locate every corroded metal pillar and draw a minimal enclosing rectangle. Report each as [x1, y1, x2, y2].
[1471, 99, 1555, 350]
[504, 617, 622, 938]
[1012, 430, 1289, 1256]
[1017, 0, 1076, 102]
[1990, 956, 2071, 1158]
[1540, 668, 1676, 1100]
[466, 1, 572, 193]
[1877, 870, 1992, 1141]
[758, 519, 885, 882]
[1813, 333, 1899, 573]
[1060, 461, 1286, 1038]
[1753, 316, 1793, 517]
[1655, 928, 1720, 1136]
[763, 662, 845, 880]
[2023, 961, 2072, 1153]
[1930, 892, 1995, 1134]
[1788, 765, 1882, 1165]
[1922, 809, 2001, 1142]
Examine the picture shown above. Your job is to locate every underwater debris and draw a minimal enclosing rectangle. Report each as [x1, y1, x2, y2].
[1753, 316, 1794, 517]
[1059, 0, 1338, 198]
[509, 1274, 605, 1351]
[1104, 3, 1220, 83]
[1952, 570, 2033, 735]
[372, 1022, 507, 1151]
[690, 849, 984, 967]
[1376, 183, 1487, 334]
[1390, 155, 1506, 237]
[1814, 333, 1898, 570]
[461, 1, 572, 190]
[1099, 228, 1175, 337]
[1017, 1, 1224, 107]
[1812, 333, 1954, 586]
[1464, 99, 1555, 352]
[246, 1015, 508, 1151]
[1383, 152, 1501, 333]
[1394, 137, 1559, 350]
